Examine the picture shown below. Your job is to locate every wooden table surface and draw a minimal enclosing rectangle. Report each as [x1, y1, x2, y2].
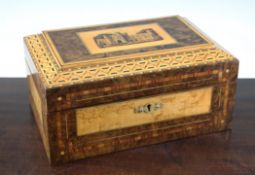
[0, 78, 254, 175]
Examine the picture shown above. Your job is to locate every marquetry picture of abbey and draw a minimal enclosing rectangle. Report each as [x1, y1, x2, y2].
[77, 23, 177, 55]
[94, 29, 163, 48]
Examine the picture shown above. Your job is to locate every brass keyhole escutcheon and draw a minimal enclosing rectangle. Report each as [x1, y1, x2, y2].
[134, 103, 163, 113]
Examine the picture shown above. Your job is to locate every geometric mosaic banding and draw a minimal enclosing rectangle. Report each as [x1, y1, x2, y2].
[24, 34, 234, 88]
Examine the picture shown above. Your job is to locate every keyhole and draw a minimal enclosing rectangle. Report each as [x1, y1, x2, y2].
[147, 104, 151, 112]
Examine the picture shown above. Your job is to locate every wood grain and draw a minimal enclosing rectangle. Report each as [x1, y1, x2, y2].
[0, 78, 254, 174]
[76, 86, 213, 136]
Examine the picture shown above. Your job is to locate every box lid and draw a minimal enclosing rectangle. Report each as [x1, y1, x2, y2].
[24, 16, 234, 89]
[24, 16, 238, 113]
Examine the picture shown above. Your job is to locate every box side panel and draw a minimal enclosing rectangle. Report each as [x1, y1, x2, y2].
[47, 59, 238, 164]
[27, 75, 51, 162]
[25, 42, 52, 163]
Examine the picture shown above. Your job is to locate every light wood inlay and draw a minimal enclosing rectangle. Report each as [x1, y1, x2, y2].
[76, 86, 213, 136]
[28, 76, 43, 124]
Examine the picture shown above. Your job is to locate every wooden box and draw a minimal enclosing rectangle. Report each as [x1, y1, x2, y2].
[24, 16, 239, 165]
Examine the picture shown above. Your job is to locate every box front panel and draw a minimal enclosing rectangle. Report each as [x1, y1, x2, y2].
[65, 86, 222, 162]
[63, 69, 224, 161]
[47, 60, 238, 164]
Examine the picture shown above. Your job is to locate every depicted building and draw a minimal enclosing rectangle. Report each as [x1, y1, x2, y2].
[94, 28, 163, 48]
[133, 29, 163, 43]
